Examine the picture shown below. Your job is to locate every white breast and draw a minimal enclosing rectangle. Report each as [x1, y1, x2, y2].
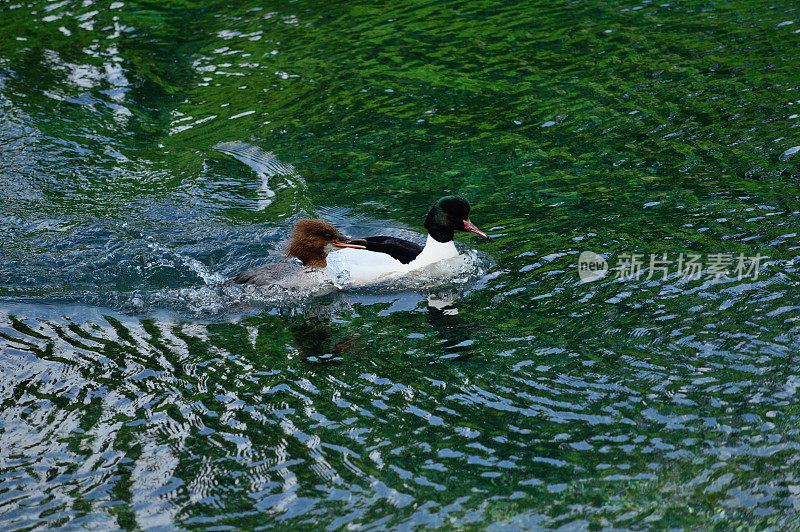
[326, 235, 460, 287]
[406, 235, 459, 270]
[326, 248, 405, 286]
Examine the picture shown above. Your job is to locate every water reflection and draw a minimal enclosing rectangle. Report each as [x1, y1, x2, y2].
[284, 304, 358, 365]
[2, 280, 800, 529]
[281, 291, 483, 365]
[425, 295, 483, 360]
[3, 0, 800, 528]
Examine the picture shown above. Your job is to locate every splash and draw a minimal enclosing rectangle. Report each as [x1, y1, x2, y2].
[145, 241, 226, 286]
[119, 249, 492, 318]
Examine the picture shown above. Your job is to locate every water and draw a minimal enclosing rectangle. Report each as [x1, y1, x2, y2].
[2, 0, 800, 528]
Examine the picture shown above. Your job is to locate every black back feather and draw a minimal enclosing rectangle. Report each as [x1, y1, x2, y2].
[363, 236, 423, 264]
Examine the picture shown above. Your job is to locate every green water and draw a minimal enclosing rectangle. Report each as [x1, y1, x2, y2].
[2, 0, 800, 529]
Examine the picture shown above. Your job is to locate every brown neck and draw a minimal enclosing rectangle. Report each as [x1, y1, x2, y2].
[287, 241, 328, 268]
[302, 253, 327, 268]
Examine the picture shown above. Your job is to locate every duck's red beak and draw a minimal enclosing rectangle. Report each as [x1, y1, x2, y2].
[463, 219, 488, 239]
[332, 238, 367, 249]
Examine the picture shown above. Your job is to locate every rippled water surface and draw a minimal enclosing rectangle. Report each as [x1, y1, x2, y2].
[2, 0, 800, 529]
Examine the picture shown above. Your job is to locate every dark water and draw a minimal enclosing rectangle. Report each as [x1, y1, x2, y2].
[2, 0, 800, 528]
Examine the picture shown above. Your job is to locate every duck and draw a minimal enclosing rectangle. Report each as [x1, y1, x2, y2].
[229, 196, 488, 289]
[325, 195, 488, 286]
[228, 219, 366, 287]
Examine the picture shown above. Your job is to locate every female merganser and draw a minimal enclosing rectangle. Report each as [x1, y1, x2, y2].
[326, 195, 488, 286]
[228, 219, 365, 287]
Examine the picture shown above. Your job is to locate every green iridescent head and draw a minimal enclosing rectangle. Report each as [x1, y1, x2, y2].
[424, 196, 488, 242]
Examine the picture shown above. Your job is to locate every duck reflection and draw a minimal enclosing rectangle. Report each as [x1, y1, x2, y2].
[426, 293, 481, 361]
[282, 298, 360, 366]
[277, 289, 481, 366]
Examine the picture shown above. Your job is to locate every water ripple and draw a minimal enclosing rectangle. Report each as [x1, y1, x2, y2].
[3, 0, 800, 528]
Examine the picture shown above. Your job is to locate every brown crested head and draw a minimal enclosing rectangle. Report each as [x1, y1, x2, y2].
[286, 219, 349, 268]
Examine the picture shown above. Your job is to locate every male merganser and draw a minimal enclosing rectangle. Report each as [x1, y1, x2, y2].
[326, 195, 488, 286]
[228, 219, 365, 287]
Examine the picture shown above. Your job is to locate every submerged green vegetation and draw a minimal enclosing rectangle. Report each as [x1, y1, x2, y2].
[1, 0, 799, 529]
